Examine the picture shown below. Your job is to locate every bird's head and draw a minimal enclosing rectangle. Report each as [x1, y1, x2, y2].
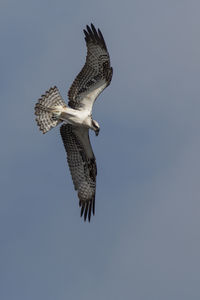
[92, 120, 100, 136]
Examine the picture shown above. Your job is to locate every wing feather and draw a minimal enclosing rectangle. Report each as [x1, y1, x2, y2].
[68, 23, 113, 112]
[60, 124, 97, 222]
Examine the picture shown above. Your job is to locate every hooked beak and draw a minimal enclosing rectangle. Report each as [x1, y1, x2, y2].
[95, 128, 100, 136]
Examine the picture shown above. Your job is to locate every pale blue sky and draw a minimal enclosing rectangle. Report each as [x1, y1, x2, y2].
[1, 0, 200, 299]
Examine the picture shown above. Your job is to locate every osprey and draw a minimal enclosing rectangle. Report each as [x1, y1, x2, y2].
[35, 24, 113, 222]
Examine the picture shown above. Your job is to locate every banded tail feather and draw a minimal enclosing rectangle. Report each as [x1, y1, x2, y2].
[35, 86, 67, 134]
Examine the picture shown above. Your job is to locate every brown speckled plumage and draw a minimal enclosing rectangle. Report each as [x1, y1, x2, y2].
[34, 24, 112, 222]
[60, 124, 96, 222]
[68, 24, 113, 110]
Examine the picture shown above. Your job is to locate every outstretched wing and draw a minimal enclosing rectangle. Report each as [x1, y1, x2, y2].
[60, 124, 97, 222]
[68, 23, 113, 112]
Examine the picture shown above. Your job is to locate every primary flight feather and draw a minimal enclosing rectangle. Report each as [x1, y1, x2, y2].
[35, 24, 113, 222]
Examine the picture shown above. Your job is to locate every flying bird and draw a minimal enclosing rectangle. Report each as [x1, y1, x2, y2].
[35, 24, 113, 222]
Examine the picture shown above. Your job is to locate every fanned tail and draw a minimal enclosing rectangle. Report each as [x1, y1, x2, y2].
[34, 86, 66, 134]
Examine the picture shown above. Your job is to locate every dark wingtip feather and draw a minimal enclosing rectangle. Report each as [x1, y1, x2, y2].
[91, 23, 101, 43]
[86, 25, 93, 37]
[80, 198, 95, 223]
[83, 23, 107, 51]
[90, 23, 97, 34]
[84, 202, 89, 221]
[98, 28, 107, 50]
[83, 29, 88, 37]
[88, 202, 92, 222]
[80, 202, 85, 217]
[92, 196, 95, 216]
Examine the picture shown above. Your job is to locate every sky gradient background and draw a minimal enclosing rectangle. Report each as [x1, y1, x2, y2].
[1, 0, 200, 299]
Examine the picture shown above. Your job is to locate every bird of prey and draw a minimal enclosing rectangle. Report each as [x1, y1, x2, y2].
[35, 24, 113, 222]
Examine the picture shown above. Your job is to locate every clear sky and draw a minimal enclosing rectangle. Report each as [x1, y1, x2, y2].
[1, 0, 200, 299]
